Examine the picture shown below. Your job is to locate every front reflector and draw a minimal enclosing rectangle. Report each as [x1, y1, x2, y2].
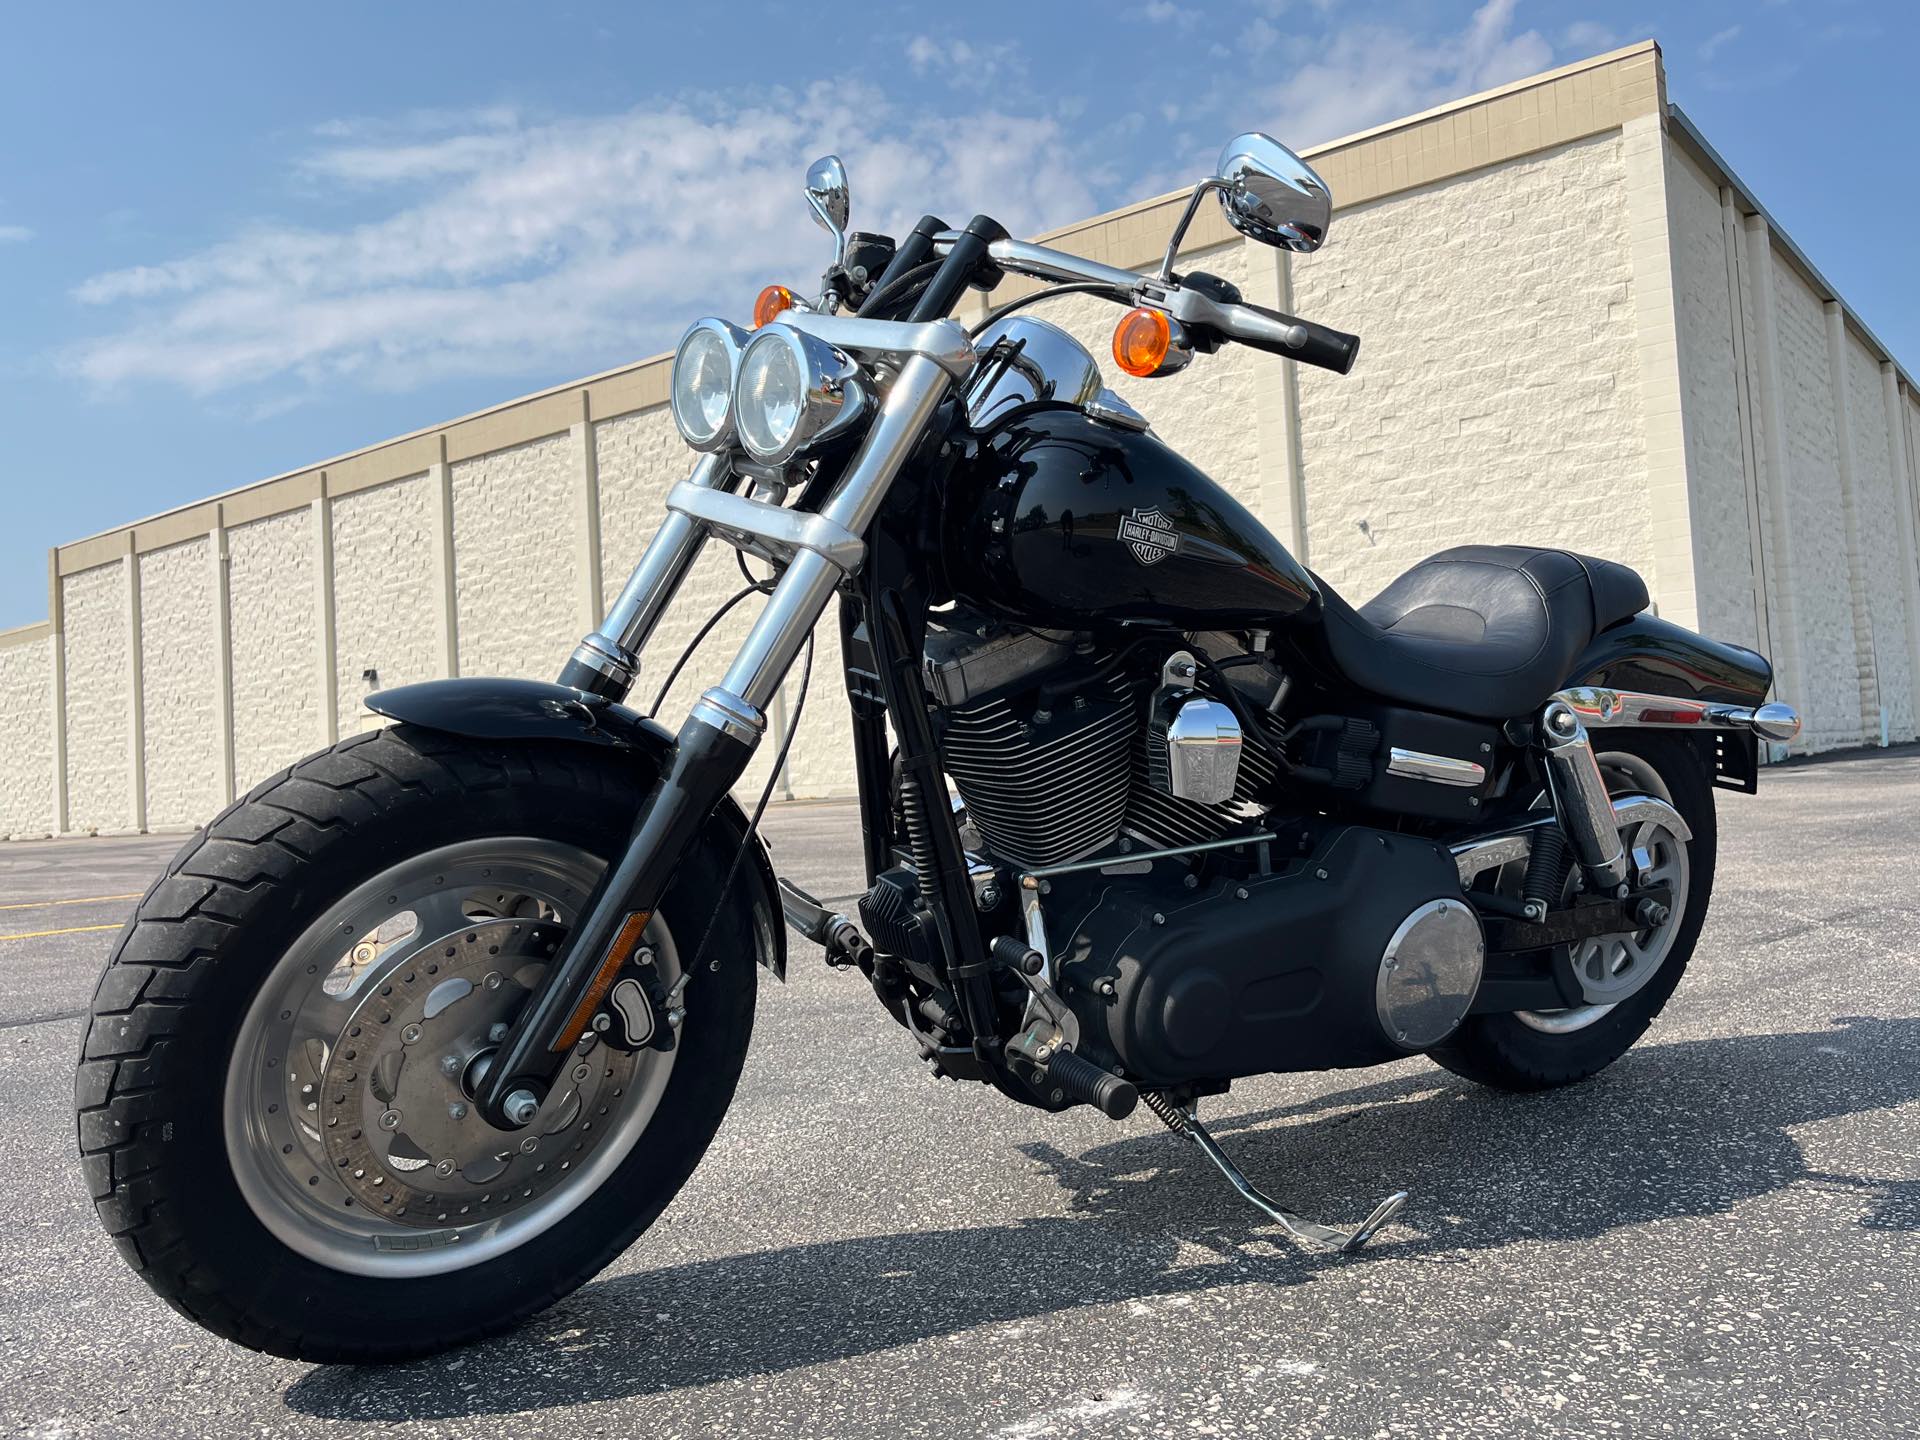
[553, 910, 651, 1052]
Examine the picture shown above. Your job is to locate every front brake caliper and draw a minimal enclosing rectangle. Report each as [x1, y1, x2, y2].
[595, 947, 687, 1053]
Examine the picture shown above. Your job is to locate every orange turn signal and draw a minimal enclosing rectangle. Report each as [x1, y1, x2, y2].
[753, 284, 798, 328]
[1113, 307, 1174, 377]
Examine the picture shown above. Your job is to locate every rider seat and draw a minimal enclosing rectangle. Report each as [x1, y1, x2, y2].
[1315, 544, 1648, 720]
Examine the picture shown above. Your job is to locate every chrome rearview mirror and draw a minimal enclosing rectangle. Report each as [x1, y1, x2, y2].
[1157, 132, 1332, 280]
[1214, 133, 1331, 253]
[804, 154, 850, 258]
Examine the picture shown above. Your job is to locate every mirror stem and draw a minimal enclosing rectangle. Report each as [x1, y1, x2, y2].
[1158, 178, 1230, 282]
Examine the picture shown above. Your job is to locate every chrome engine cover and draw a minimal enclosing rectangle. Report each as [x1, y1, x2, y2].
[1374, 898, 1484, 1048]
[1146, 653, 1244, 805]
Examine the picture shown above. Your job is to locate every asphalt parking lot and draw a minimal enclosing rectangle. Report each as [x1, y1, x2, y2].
[2, 751, 1916, 1439]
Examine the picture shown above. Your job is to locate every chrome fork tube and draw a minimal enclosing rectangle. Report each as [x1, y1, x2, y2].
[1539, 698, 1630, 891]
[703, 352, 955, 725]
[557, 452, 736, 699]
[483, 354, 959, 1125]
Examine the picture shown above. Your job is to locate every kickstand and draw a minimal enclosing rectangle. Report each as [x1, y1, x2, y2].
[1143, 1092, 1407, 1254]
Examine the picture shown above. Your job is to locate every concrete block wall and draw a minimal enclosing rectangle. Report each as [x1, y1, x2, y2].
[0, 626, 55, 838]
[451, 435, 584, 683]
[1845, 340, 1916, 742]
[1290, 131, 1647, 600]
[331, 472, 438, 738]
[60, 561, 133, 834]
[228, 508, 323, 794]
[1666, 118, 1920, 753]
[136, 537, 220, 830]
[7, 42, 1920, 839]
[1668, 144, 1765, 656]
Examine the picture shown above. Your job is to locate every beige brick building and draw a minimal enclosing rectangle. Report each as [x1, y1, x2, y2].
[4, 42, 1918, 838]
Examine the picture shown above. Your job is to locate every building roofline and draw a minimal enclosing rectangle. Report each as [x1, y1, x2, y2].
[1666, 103, 1913, 395]
[1031, 40, 1662, 246]
[52, 42, 1678, 571]
[39, 42, 1912, 589]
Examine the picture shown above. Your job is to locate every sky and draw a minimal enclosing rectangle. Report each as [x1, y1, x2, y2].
[1, 0, 1914, 628]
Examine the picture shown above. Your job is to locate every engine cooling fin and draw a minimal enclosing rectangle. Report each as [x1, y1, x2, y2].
[941, 674, 1134, 869]
[1125, 723, 1277, 850]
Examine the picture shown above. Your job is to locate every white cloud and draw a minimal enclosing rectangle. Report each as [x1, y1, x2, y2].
[1138, 1, 1200, 24]
[299, 130, 526, 186]
[0, 224, 31, 244]
[60, 4, 1588, 406]
[1241, 16, 1281, 56]
[312, 104, 521, 142]
[1561, 20, 1622, 54]
[1700, 24, 1742, 60]
[64, 84, 1105, 398]
[1245, 0, 1556, 150]
[902, 34, 1025, 90]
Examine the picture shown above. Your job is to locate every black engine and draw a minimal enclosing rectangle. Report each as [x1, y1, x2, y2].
[922, 612, 1277, 869]
[857, 608, 1487, 1093]
[1050, 823, 1481, 1086]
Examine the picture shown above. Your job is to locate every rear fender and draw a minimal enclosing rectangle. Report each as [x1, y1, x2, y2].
[1562, 614, 1775, 794]
[1562, 613, 1773, 705]
[366, 677, 787, 980]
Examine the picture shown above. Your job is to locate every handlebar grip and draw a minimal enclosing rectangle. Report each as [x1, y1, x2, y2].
[1241, 302, 1361, 375]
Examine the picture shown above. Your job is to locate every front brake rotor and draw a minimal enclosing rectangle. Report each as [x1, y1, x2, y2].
[319, 919, 642, 1227]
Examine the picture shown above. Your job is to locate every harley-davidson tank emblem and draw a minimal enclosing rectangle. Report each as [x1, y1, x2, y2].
[1118, 507, 1179, 565]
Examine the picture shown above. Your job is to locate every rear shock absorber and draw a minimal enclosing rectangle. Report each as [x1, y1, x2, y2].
[1520, 825, 1569, 920]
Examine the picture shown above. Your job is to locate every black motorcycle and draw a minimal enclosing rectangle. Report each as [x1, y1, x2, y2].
[77, 136, 1799, 1361]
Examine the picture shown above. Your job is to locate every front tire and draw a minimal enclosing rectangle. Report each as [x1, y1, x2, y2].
[76, 725, 757, 1362]
[1431, 732, 1717, 1091]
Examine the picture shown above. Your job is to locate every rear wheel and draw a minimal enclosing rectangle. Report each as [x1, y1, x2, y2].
[1431, 733, 1716, 1091]
[76, 726, 758, 1362]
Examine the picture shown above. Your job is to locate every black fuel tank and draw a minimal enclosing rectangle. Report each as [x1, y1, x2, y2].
[946, 406, 1317, 629]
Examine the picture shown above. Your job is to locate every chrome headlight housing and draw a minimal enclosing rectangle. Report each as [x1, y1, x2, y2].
[733, 324, 867, 466]
[670, 318, 749, 451]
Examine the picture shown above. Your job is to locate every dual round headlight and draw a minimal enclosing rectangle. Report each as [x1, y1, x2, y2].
[670, 319, 748, 452]
[669, 316, 867, 465]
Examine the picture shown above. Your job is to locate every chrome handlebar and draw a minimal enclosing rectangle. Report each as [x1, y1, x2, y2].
[984, 237, 1143, 295]
[932, 231, 1352, 373]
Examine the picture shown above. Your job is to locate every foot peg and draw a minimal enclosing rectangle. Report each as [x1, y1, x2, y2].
[1142, 1092, 1406, 1254]
[776, 878, 869, 969]
[1040, 1044, 1139, 1120]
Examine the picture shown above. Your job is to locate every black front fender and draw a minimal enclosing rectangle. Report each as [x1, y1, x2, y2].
[366, 677, 787, 980]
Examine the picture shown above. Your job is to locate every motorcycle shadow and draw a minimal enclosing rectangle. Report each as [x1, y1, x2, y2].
[285, 1016, 1917, 1422]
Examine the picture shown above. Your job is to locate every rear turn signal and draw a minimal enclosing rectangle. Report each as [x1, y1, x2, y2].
[1113, 307, 1190, 378]
[753, 284, 798, 328]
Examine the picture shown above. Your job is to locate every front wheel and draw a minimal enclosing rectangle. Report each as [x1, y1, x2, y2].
[76, 726, 757, 1362]
[1431, 732, 1717, 1091]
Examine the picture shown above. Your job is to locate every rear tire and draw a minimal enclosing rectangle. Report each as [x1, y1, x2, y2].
[75, 725, 758, 1362]
[1431, 733, 1716, 1091]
